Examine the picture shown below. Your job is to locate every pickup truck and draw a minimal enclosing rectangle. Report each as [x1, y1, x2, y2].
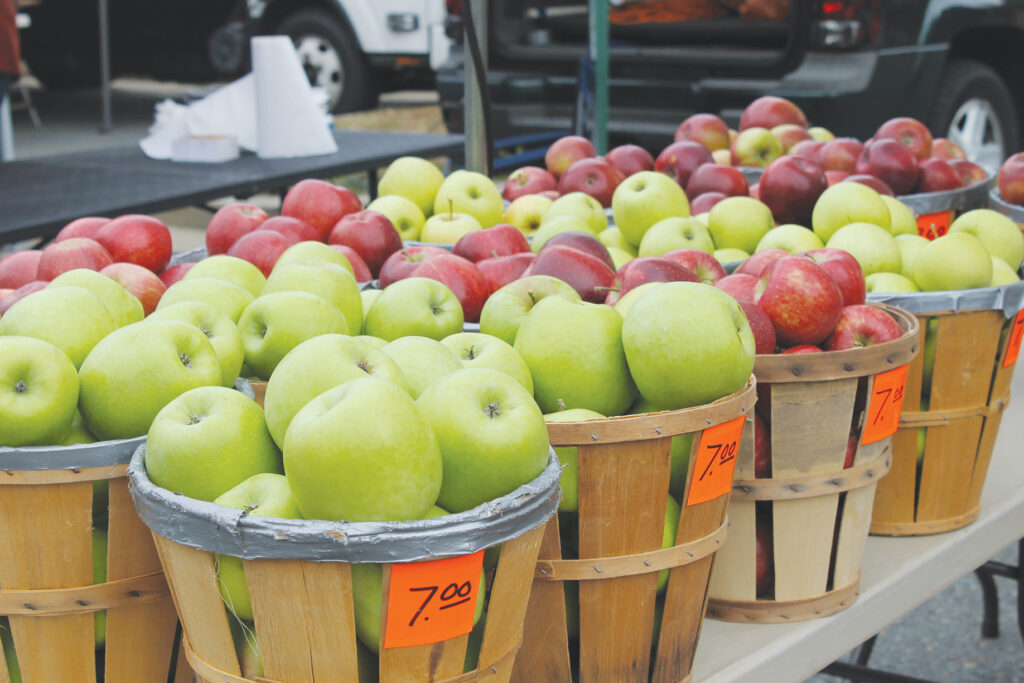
[438, 0, 1024, 170]
[18, 0, 455, 113]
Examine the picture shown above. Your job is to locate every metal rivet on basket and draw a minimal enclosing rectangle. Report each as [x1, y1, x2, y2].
[654, 427, 662, 435]
[538, 567, 549, 575]
[843, 364, 855, 372]
[76, 600, 89, 606]
[643, 560, 652, 567]
[22, 603, 34, 610]
[593, 566, 603, 574]
[590, 434, 599, 441]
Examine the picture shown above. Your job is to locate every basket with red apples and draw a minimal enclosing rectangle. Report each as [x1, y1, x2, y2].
[990, 151, 1024, 223]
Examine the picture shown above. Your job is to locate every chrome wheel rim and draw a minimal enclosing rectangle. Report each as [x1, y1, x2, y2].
[947, 97, 1005, 172]
[293, 35, 344, 110]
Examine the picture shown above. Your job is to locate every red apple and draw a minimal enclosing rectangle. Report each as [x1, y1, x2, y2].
[0, 250, 42, 289]
[605, 144, 655, 178]
[655, 141, 714, 188]
[538, 190, 560, 200]
[759, 156, 828, 226]
[771, 124, 813, 152]
[453, 223, 531, 262]
[931, 138, 966, 161]
[842, 173, 896, 197]
[739, 300, 776, 355]
[914, 157, 964, 194]
[825, 170, 851, 186]
[605, 257, 698, 306]
[689, 191, 729, 215]
[158, 263, 194, 287]
[997, 153, 1024, 205]
[740, 95, 808, 130]
[257, 216, 321, 243]
[949, 159, 988, 187]
[749, 182, 761, 200]
[844, 433, 858, 469]
[874, 117, 933, 160]
[824, 304, 904, 351]
[502, 166, 558, 201]
[753, 411, 772, 478]
[755, 521, 774, 595]
[328, 209, 403, 277]
[226, 230, 299, 277]
[789, 139, 825, 163]
[281, 179, 363, 241]
[0, 288, 10, 300]
[662, 248, 727, 283]
[37, 238, 114, 280]
[735, 249, 788, 278]
[530, 245, 616, 304]
[100, 262, 167, 315]
[205, 203, 269, 255]
[817, 138, 864, 173]
[781, 345, 823, 354]
[674, 113, 731, 151]
[557, 157, 623, 207]
[714, 273, 758, 302]
[541, 231, 616, 271]
[412, 253, 491, 323]
[802, 248, 866, 307]
[477, 252, 536, 292]
[0, 281, 47, 315]
[94, 215, 173, 273]
[855, 139, 920, 195]
[378, 246, 449, 287]
[685, 164, 749, 198]
[55, 217, 110, 243]
[545, 135, 597, 180]
[328, 245, 373, 282]
[754, 255, 844, 347]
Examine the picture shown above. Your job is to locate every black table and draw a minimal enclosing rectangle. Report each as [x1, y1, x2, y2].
[0, 130, 464, 245]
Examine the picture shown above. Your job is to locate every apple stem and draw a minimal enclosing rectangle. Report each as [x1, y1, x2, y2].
[465, 346, 478, 360]
[556, 398, 567, 411]
[491, 250, 499, 259]
[179, 353, 192, 368]
[14, 380, 26, 394]
[486, 401, 501, 418]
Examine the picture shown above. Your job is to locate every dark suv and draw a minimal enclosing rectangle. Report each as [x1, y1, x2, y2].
[438, 0, 1024, 169]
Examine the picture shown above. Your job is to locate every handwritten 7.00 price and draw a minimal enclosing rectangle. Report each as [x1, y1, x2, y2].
[861, 364, 909, 445]
[698, 441, 738, 483]
[407, 580, 473, 627]
[870, 384, 904, 427]
[687, 415, 745, 507]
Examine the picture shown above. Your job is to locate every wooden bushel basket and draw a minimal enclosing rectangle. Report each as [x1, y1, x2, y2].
[0, 437, 182, 683]
[128, 446, 562, 683]
[707, 304, 919, 623]
[512, 379, 757, 683]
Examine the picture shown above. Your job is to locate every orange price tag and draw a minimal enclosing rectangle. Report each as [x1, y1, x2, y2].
[1002, 310, 1024, 368]
[916, 210, 952, 240]
[861, 364, 910, 445]
[383, 550, 484, 649]
[686, 415, 745, 507]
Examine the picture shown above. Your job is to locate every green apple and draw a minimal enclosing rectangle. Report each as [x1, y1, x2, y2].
[949, 208, 1024, 271]
[714, 248, 750, 264]
[48, 269, 143, 327]
[419, 211, 483, 243]
[692, 212, 710, 225]
[913, 232, 993, 291]
[808, 126, 835, 142]
[514, 296, 636, 415]
[598, 227, 638, 256]
[275, 241, 355, 277]
[896, 234, 929, 280]
[531, 215, 598, 252]
[93, 528, 107, 646]
[922, 319, 938, 396]
[417, 368, 549, 511]
[433, 170, 504, 228]
[440, 332, 533, 394]
[622, 282, 754, 409]
[237, 291, 349, 379]
[613, 281, 662, 318]
[543, 408, 605, 512]
[381, 335, 462, 398]
[668, 433, 694, 500]
[612, 171, 689, 248]
[265, 334, 408, 447]
[378, 156, 446, 217]
[544, 192, 608, 235]
[503, 194, 553, 236]
[608, 247, 634, 269]
[363, 278, 464, 341]
[284, 376, 443, 521]
[62, 411, 96, 446]
[881, 196, 918, 236]
[825, 222, 901, 276]
[0, 336, 78, 446]
[184, 255, 267, 297]
[991, 256, 1020, 286]
[367, 195, 426, 241]
[158, 276, 255, 323]
[0, 287, 116, 369]
[479, 275, 582, 346]
[148, 301, 244, 387]
[263, 261, 362, 335]
[707, 197, 774, 255]
[638, 217, 715, 257]
[731, 127, 783, 166]
[145, 385, 281, 501]
[865, 272, 920, 293]
[213, 473, 302, 620]
[657, 496, 681, 593]
[755, 224, 824, 253]
[355, 334, 388, 349]
[811, 182, 891, 243]
[360, 290, 382, 333]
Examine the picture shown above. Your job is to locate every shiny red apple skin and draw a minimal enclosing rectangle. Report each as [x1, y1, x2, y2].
[477, 252, 536, 292]
[842, 173, 895, 197]
[685, 164, 749, 198]
[714, 273, 758, 302]
[328, 209, 403, 278]
[759, 156, 828, 226]
[740, 95, 808, 130]
[749, 182, 761, 200]
[781, 344, 823, 354]
[100, 262, 167, 315]
[378, 246, 449, 287]
[55, 217, 110, 243]
[454, 223, 531, 263]
[802, 248, 866, 307]
[914, 157, 964, 193]
[789, 139, 825, 163]
[755, 522, 774, 595]
[736, 249, 788, 278]
[662, 248, 726, 284]
[949, 159, 988, 187]
[817, 138, 864, 173]
[754, 255, 844, 347]
[0, 280, 47, 315]
[226, 230, 299, 277]
[257, 216, 321, 243]
[930, 138, 966, 161]
[605, 257, 698, 305]
[502, 166, 558, 201]
[753, 411, 772, 478]
[997, 152, 1024, 205]
[874, 117, 933, 160]
[94, 215, 173, 273]
[689, 191, 728, 215]
[205, 203, 269, 255]
[530, 245, 616, 304]
[855, 139, 920, 195]
[605, 144, 655, 177]
[844, 433, 858, 469]
[675, 113, 731, 151]
[557, 157, 622, 207]
[281, 179, 363, 241]
[541, 231, 616, 271]
[545, 135, 597, 179]
[825, 170, 851, 186]
[773, 124, 813, 152]
[37, 238, 114, 280]
[328, 244, 373, 282]
[0, 250, 42, 289]
[158, 263, 194, 287]
[824, 304, 903, 351]
[412, 253, 491, 323]
[655, 141, 714, 188]
[739, 300, 777, 355]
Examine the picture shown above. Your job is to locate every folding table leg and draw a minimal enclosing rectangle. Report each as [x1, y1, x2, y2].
[976, 565, 1000, 638]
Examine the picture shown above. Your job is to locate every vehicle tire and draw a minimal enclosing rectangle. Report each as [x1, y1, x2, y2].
[276, 8, 376, 114]
[928, 60, 1019, 172]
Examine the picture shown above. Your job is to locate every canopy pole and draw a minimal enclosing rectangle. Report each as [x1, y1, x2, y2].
[463, 0, 488, 173]
[98, 0, 112, 132]
[588, 0, 609, 154]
